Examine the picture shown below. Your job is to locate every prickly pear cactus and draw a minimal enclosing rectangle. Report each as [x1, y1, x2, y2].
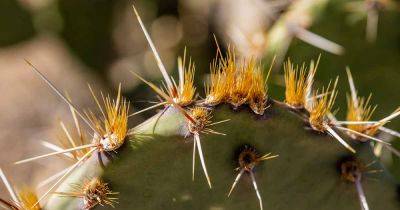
[43, 102, 399, 210]
[38, 44, 400, 210]
[2, 1, 400, 210]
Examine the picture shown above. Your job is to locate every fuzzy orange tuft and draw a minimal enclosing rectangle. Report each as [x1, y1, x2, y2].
[205, 48, 236, 106]
[247, 60, 269, 115]
[205, 48, 271, 115]
[82, 178, 118, 209]
[346, 94, 378, 138]
[176, 57, 196, 106]
[55, 178, 118, 209]
[188, 107, 212, 134]
[228, 60, 254, 108]
[86, 86, 129, 152]
[284, 58, 318, 108]
[308, 78, 338, 132]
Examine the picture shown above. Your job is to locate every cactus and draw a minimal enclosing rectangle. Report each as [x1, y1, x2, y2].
[13, 35, 400, 210]
[44, 102, 400, 210]
[1, 1, 400, 210]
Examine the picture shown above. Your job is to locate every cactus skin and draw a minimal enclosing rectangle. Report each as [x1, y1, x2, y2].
[45, 103, 399, 209]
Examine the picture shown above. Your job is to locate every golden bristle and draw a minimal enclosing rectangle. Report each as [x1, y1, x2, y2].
[228, 60, 254, 108]
[205, 48, 271, 114]
[204, 61, 227, 106]
[205, 48, 236, 106]
[347, 106, 400, 141]
[308, 78, 338, 132]
[188, 107, 212, 133]
[18, 188, 41, 210]
[284, 58, 317, 109]
[143, 49, 197, 107]
[248, 61, 269, 115]
[221, 49, 237, 97]
[82, 178, 118, 209]
[104, 96, 129, 144]
[87, 86, 129, 151]
[228, 57, 270, 114]
[346, 94, 378, 138]
[55, 178, 118, 209]
[177, 58, 196, 106]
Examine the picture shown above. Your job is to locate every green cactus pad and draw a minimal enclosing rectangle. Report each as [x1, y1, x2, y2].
[93, 104, 399, 210]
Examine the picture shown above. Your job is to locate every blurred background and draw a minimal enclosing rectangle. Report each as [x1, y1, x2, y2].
[0, 0, 399, 200]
